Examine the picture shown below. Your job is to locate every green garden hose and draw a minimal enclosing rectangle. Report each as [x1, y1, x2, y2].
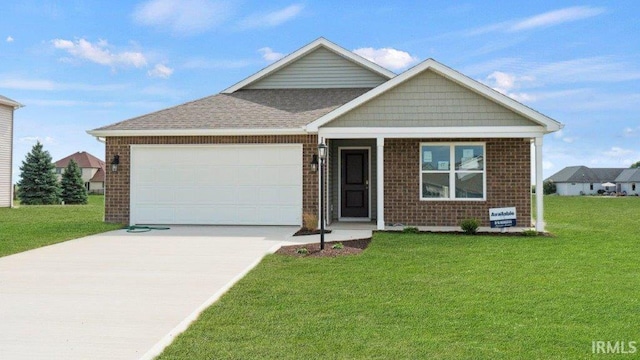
[126, 225, 171, 233]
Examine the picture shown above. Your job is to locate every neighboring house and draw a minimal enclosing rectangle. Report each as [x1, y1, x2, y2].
[546, 166, 640, 195]
[0, 95, 22, 207]
[88, 38, 562, 231]
[616, 169, 640, 195]
[54, 151, 106, 194]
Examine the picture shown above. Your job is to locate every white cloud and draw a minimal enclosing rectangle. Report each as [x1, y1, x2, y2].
[0, 76, 130, 91]
[467, 6, 605, 35]
[238, 4, 303, 30]
[484, 71, 535, 102]
[258, 47, 285, 62]
[133, 0, 233, 35]
[148, 63, 173, 78]
[6, 36, 13, 43]
[51, 38, 147, 69]
[510, 6, 606, 32]
[604, 146, 634, 158]
[353, 47, 418, 71]
[19, 136, 56, 145]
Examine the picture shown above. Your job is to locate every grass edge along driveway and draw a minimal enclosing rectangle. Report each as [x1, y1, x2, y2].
[0, 195, 123, 257]
[158, 196, 640, 359]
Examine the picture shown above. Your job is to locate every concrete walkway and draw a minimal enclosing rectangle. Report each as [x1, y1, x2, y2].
[0, 226, 313, 360]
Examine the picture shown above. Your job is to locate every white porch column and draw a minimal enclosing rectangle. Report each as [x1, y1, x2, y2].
[534, 136, 545, 232]
[376, 137, 385, 230]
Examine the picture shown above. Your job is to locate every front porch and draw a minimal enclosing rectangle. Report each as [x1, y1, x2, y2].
[316, 136, 546, 232]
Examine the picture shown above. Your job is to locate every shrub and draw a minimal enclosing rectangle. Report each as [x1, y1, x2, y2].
[522, 229, 538, 236]
[302, 212, 318, 231]
[331, 243, 344, 250]
[460, 218, 479, 235]
[402, 226, 420, 234]
[543, 180, 557, 195]
[296, 247, 309, 255]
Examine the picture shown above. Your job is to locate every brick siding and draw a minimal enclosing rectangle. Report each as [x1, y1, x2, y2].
[384, 138, 531, 227]
[105, 135, 530, 227]
[105, 135, 318, 224]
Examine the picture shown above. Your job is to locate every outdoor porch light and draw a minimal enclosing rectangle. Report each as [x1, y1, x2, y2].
[310, 154, 318, 172]
[111, 155, 120, 172]
[318, 142, 328, 160]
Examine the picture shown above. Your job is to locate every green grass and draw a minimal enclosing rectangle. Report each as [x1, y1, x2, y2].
[0, 195, 123, 257]
[158, 196, 640, 359]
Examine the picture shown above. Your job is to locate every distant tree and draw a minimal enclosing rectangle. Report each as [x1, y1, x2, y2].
[631, 161, 640, 169]
[61, 159, 88, 205]
[543, 180, 557, 195]
[17, 142, 61, 205]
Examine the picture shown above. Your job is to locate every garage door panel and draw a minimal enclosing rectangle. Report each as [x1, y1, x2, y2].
[131, 145, 302, 225]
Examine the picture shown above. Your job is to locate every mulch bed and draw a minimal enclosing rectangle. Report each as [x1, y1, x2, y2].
[275, 238, 371, 258]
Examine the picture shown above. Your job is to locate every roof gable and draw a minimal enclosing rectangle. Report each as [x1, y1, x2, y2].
[307, 58, 563, 133]
[55, 151, 105, 169]
[222, 38, 395, 93]
[324, 69, 539, 128]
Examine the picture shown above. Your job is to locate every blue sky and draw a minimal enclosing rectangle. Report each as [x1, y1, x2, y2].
[2, 1, 639, 182]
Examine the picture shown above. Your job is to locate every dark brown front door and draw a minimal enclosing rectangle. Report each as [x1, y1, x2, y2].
[341, 149, 369, 218]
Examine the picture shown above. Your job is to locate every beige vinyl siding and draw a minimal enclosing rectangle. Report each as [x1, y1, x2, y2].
[326, 70, 538, 127]
[0, 104, 14, 207]
[329, 139, 377, 222]
[247, 48, 388, 89]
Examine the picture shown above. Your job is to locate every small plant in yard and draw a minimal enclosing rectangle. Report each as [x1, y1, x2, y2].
[402, 226, 420, 234]
[522, 229, 538, 236]
[331, 242, 344, 250]
[302, 212, 318, 231]
[460, 218, 479, 235]
[296, 247, 309, 255]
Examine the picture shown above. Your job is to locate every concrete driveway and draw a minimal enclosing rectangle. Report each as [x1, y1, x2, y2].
[0, 226, 301, 360]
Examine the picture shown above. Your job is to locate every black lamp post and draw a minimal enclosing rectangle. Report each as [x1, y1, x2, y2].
[318, 142, 328, 250]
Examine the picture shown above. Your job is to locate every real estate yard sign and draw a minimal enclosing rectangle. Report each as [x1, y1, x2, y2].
[489, 207, 516, 228]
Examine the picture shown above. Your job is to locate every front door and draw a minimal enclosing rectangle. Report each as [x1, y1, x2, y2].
[340, 149, 369, 218]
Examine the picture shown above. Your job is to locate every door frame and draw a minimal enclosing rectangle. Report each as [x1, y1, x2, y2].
[337, 146, 371, 221]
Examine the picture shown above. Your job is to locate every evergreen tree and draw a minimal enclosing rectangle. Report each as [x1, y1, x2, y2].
[17, 142, 61, 205]
[61, 159, 88, 205]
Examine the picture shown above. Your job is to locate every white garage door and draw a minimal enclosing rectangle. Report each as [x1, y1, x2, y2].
[130, 144, 303, 225]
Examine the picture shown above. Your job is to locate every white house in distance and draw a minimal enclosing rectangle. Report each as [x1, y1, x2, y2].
[0, 95, 22, 207]
[546, 165, 640, 196]
[54, 151, 106, 194]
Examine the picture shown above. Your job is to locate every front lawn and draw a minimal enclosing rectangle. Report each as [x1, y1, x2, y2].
[158, 196, 640, 359]
[0, 195, 123, 257]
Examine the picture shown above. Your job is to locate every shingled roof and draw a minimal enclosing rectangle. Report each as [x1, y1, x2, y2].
[546, 166, 625, 183]
[615, 168, 640, 182]
[93, 88, 370, 131]
[55, 151, 105, 169]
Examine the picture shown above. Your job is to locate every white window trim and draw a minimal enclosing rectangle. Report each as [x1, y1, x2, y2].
[419, 142, 486, 201]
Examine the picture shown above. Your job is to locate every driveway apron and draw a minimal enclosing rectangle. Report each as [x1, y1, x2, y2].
[0, 226, 299, 360]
